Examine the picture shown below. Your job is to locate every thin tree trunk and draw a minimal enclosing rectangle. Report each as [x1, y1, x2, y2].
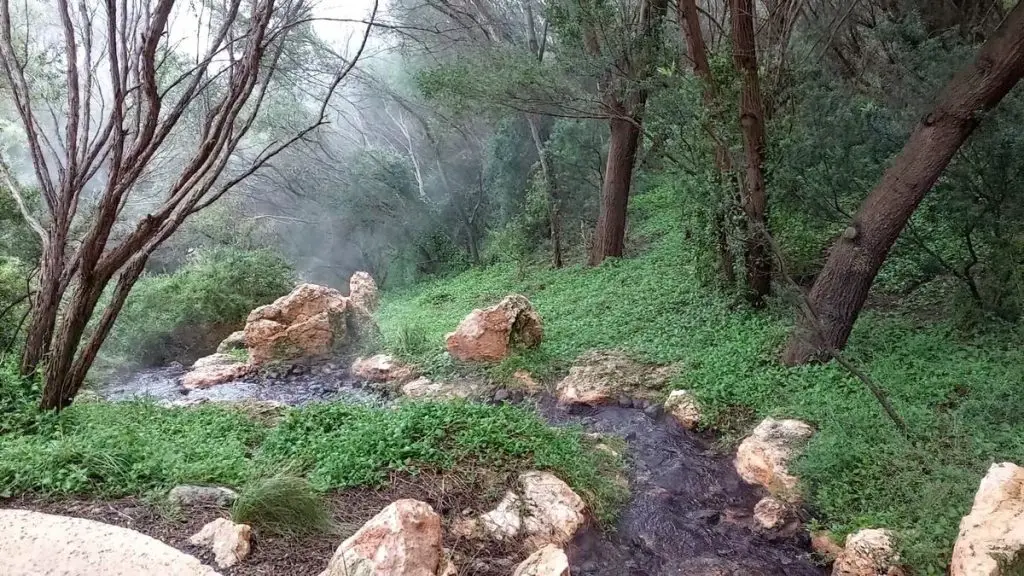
[731, 0, 772, 307]
[783, 2, 1024, 365]
[590, 110, 643, 265]
[679, 0, 737, 285]
[20, 237, 65, 375]
[527, 114, 563, 268]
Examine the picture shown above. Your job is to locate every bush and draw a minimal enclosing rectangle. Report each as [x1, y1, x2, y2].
[101, 248, 294, 368]
[231, 475, 333, 536]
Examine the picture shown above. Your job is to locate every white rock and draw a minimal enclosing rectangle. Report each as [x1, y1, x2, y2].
[734, 418, 814, 501]
[512, 545, 570, 576]
[664, 390, 701, 429]
[478, 491, 523, 540]
[189, 518, 252, 569]
[0, 509, 221, 576]
[518, 471, 587, 549]
[168, 485, 238, 508]
[951, 462, 1024, 576]
[832, 529, 899, 576]
[753, 496, 789, 530]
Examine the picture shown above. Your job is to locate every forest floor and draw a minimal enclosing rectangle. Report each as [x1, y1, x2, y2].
[374, 186, 1024, 574]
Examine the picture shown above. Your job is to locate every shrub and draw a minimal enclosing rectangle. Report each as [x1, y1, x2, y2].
[231, 475, 333, 536]
[101, 247, 294, 368]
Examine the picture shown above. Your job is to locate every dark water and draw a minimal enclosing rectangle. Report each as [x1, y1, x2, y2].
[549, 404, 825, 576]
[90, 365, 383, 407]
[94, 368, 822, 575]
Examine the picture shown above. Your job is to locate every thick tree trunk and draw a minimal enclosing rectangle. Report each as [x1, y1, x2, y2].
[783, 2, 1024, 365]
[590, 111, 643, 265]
[731, 0, 772, 307]
[679, 0, 737, 285]
[20, 235, 66, 375]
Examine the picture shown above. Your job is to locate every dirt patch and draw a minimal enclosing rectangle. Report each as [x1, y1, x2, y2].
[3, 469, 528, 576]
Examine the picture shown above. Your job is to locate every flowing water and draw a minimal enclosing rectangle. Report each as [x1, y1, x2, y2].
[94, 367, 823, 575]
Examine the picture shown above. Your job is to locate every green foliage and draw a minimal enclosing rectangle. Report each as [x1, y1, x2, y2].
[0, 359, 46, 435]
[231, 475, 333, 536]
[0, 257, 29, 352]
[378, 184, 1024, 572]
[0, 399, 623, 523]
[101, 248, 294, 367]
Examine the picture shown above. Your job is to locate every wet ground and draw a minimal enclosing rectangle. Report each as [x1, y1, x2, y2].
[82, 366, 825, 575]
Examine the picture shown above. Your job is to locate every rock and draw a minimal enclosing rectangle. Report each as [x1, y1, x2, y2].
[182, 354, 250, 390]
[555, 350, 676, 406]
[512, 545, 570, 576]
[351, 354, 417, 383]
[0, 509, 221, 575]
[349, 271, 380, 312]
[456, 472, 586, 550]
[402, 377, 479, 400]
[216, 331, 247, 354]
[753, 497, 789, 530]
[832, 529, 899, 576]
[513, 369, 543, 394]
[245, 283, 359, 366]
[444, 294, 543, 362]
[320, 499, 443, 576]
[951, 462, 1024, 576]
[439, 560, 458, 576]
[735, 418, 815, 501]
[189, 518, 252, 569]
[168, 485, 238, 508]
[665, 390, 701, 430]
[812, 531, 845, 560]
[493, 389, 510, 403]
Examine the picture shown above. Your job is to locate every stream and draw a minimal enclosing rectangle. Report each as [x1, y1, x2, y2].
[93, 367, 824, 576]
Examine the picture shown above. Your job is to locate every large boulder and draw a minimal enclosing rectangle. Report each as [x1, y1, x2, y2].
[832, 529, 900, 576]
[445, 295, 543, 362]
[951, 462, 1024, 576]
[401, 377, 482, 401]
[189, 518, 252, 569]
[0, 509, 221, 576]
[556, 350, 676, 406]
[452, 471, 586, 550]
[351, 354, 417, 383]
[181, 354, 251, 390]
[245, 283, 359, 365]
[512, 545, 570, 576]
[735, 418, 815, 501]
[350, 271, 380, 312]
[320, 499, 444, 576]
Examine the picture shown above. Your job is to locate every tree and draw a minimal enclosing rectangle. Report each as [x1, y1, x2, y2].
[0, 0, 376, 409]
[583, 0, 670, 266]
[783, 0, 1024, 365]
[730, 0, 772, 306]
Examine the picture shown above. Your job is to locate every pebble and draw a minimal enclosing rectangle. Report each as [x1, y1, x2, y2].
[493, 389, 510, 403]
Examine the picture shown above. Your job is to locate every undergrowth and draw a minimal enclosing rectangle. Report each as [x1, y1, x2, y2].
[377, 185, 1024, 574]
[0, 397, 624, 525]
[231, 475, 333, 536]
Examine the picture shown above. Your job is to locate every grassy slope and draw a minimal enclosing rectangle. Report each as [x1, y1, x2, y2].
[377, 186, 1024, 574]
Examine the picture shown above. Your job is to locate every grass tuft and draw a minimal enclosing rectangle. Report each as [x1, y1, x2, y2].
[230, 475, 333, 536]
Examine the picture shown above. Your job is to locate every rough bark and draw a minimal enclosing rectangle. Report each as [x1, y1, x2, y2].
[783, 1, 1024, 365]
[591, 112, 644, 264]
[678, 0, 737, 285]
[731, 0, 772, 307]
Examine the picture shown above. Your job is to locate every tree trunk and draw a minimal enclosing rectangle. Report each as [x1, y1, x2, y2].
[527, 113, 563, 268]
[731, 0, 772, 307]
[590, 111, 642, 265]
[20, 234, 66, 375]
[678, 0, 737, 285]
[783, 2, 1024, 365]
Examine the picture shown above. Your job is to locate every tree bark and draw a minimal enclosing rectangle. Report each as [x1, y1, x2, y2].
[783, 1, 1024, 365]
[590, 110, 643, 265]
[678, 0, 737, 285]
[731, 0, 772, 307]
[527, 114, 563, 268]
